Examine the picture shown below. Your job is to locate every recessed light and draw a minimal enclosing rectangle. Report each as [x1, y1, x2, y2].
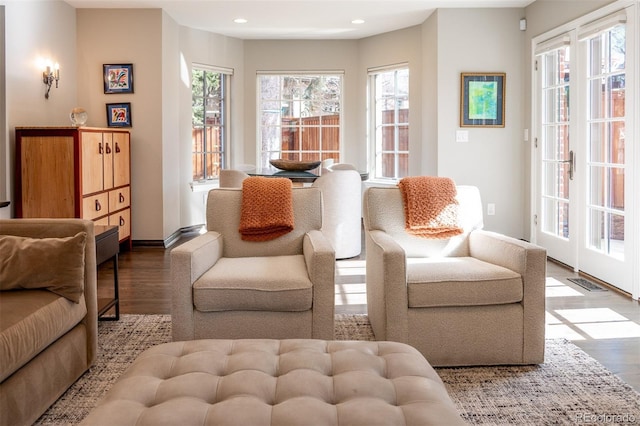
[352, 19, 365, 25]
[234, 18, 248, 24]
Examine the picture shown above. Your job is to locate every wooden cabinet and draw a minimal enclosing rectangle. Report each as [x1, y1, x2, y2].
[15, 127, 132, 246]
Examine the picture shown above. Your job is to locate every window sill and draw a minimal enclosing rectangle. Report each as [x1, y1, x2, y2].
[190, 180, 219, 193]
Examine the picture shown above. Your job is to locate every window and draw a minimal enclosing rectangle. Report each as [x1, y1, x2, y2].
[369, 66, 409, 180]
[191, 65, 231, 181]
[257, 73, 342, 167]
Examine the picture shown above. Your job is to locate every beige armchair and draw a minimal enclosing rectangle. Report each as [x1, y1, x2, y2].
[362, 185, 546, 366]
[171, 187, 335, 341]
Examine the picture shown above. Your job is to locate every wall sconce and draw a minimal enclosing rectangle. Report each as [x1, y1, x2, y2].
[43, 63, 60, 99]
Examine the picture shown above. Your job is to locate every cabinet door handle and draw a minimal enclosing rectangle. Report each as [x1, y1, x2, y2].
[105, 143, 112, 154]
[119, 193, 125, 203]
[119, 216, 125, 226]
[98, 142, 103, 154]
[95, 200, 102, 211]
[115, 142, 121, 153]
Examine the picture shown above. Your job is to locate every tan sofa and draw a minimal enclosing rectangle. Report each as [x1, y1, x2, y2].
[0, 219, 98, 426]
[363, 185, 546, 367]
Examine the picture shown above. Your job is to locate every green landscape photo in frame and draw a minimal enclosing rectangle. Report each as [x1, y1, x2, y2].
[460, 73, 505, 127]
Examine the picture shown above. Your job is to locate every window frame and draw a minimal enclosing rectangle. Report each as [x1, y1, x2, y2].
[368, 64, 410, 181]
[191, 64, 232, 182]
[256, 72, 343, 168]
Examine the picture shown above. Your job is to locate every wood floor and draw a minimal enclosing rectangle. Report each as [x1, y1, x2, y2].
[98, 235, 640, 392]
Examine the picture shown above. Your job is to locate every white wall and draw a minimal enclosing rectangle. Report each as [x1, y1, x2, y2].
[436, 8, 526, 238]
[0, 0, 77, 219]
[76, 9, 164, 242]
[176, 26, 245, 229]
[162, 12, 182, 240]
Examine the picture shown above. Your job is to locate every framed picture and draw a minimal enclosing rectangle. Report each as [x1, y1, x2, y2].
[460, 72, 505, 128]
[103, 63, 134, 94]
[106, 103, 132, 127]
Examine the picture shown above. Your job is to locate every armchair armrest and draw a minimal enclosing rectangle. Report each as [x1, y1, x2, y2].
[469, 230, 545, 276]
[303, 229, 335, 339]
[170, 231, 223, 341]
[469, 229, 547, 362]
[365, 229, 409, 342]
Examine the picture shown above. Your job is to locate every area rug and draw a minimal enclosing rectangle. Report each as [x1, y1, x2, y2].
[36, 314, 640, 425]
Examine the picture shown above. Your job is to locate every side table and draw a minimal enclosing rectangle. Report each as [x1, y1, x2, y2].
[95, 225, 120, 320]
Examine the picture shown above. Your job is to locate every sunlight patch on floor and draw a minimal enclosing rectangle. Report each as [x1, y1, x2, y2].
[336, 260, 366, 277]
[335, 283, 366, 306]
[547, 307, 640, 340]
[545, 277, 584, 298]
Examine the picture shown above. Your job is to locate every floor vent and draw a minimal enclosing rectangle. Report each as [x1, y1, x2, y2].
[567, 277, 608, 292]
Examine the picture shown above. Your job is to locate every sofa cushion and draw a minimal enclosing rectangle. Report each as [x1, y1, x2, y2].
[0, 232, 87, 303]
[0, 290, 88, 382]
[407, 256, 523, 308]
[193, 255, 313, 312]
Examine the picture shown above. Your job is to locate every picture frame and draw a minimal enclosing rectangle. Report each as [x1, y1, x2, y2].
[106, 102, 132, 127]
[103, 63, 134, 94]
[460, 72, 505, 128]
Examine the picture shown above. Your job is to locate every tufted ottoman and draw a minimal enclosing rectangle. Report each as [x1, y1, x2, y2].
[80, 339, 463, 425]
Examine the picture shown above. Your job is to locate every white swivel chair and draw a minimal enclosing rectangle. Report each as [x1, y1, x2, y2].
[219, 169, 249, 188]
[312, 163, 362, 259]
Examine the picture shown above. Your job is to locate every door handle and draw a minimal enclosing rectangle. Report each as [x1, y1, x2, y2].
[559, 150, 575, 180]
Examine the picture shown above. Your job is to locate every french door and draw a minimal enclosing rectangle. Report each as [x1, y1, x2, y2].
[534, 8, 635, 295]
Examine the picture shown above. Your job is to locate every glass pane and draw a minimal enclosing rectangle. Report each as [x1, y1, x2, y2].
[542, 162, 557, 197]
[557, 124, 569, 160]
[609, 213, 624, 259]
[192, 152, 204, 181]
[610, 122, 624, 164]
[557, 87, 569, 121]
[260, 75, 281, 100]
[398, 153, 409, 178]
[588, 38, 602, 77]
[609, 25, 626, 71]
[589, 166, 605, 207]
[609, 76, 625, 117]
[609, 167, 624, 210]
[191, 69, 204, 97]
[589, 78, 605, 119]
[559, 201, 569, 238]
[543, 89, 555, 123]
[381, 153, 395, 178]
[589, 123, 606, 163]
[587, 209, 604, 250]
[322, 126, 340, 151]
[381, 125, 395, 151]
[543, 54, 556, 87]
[398, 125, 409, 151]
[543, 126, 556, 161]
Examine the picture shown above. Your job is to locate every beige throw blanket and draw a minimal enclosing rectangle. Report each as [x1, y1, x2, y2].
[398, 176, 463, 239]
[239, 177, 294, 241]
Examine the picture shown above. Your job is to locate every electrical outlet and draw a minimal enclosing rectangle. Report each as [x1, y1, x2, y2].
[456, 130, 469, 143]
[487, 203, 496, 216]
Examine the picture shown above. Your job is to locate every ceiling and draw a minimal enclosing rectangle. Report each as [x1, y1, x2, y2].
[63, 0, 535, 40]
